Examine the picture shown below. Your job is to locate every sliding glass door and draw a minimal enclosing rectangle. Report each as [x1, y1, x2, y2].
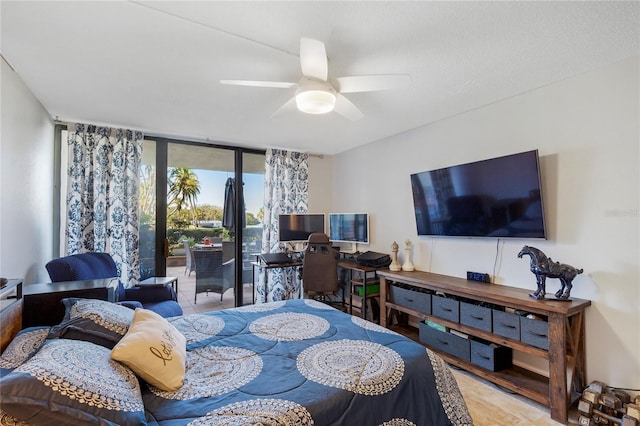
[139, 138, 264, 307]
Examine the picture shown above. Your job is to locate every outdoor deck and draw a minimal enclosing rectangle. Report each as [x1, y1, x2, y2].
[168, 265, 255, 315]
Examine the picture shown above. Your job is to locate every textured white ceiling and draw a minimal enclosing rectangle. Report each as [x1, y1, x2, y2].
[2, 1, 638, 155]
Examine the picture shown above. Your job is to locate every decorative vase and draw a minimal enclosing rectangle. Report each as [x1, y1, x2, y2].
[389, 241, 402, 271]
[402, 239, 415, 272]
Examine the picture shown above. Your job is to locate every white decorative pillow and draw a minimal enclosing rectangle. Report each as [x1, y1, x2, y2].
[111, 308, 186, 391]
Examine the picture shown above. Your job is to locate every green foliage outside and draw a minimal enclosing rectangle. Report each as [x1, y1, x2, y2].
[169, 227, 226, 246]
[140, 166, 263, 258]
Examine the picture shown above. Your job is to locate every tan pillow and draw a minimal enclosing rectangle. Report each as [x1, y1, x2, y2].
[111, 308, 186, 391]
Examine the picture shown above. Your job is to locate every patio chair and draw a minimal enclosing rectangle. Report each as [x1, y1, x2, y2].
[193, 249, 234, 303]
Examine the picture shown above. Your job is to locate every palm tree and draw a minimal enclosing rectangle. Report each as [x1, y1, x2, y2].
[168, 168, 200, 227]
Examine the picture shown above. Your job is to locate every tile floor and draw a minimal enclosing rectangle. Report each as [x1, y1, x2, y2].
[168, 265, 254, 315]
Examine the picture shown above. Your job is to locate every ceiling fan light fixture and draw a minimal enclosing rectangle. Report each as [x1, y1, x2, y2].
[295, 89, 336, 114]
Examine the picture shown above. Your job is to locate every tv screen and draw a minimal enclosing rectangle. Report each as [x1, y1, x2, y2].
[278, 213, 325, 242]
[410, 150, 547, 239]
[329, 213, 369, 243]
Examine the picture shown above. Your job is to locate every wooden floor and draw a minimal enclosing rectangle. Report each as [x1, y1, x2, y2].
[169, 266, 575, 425]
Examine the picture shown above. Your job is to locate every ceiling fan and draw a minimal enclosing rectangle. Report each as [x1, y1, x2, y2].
[220, 37, 411, 121]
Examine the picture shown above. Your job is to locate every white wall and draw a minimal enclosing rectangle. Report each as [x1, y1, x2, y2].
[1, 58, 55, 284]
[330, 56, 639, 391]
[307, 154, 334, 218]
[3, 42, 637, 391]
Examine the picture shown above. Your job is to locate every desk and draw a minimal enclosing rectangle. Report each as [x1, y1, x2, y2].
[23, 278, 118, 328]
[138, 276, 178, 294]
[252, 260, 302, 303]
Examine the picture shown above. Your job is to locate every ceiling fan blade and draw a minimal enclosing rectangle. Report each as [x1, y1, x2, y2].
[300, 38, 328, 81]
[334, 93, 364, 121]
[220, 80, 296, 89]
[336, 74, 411, 93]
[271, 97, 297, 118]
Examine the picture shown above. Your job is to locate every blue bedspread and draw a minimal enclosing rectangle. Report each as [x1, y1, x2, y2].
[142, 299, 472, 425]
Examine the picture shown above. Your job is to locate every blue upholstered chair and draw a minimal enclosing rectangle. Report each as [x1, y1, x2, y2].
[45, 252, 183, 318]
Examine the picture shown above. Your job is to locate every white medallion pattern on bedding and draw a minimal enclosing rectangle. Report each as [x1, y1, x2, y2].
[1, 299, 473, 425]
[351, 315, 399, 334]
[168, 314, 226, 343]
[249, 312, 330, 341]
[0, 328, 50, 370]
[68, 298, 133, 335]
[380, 419, 417, 426]
[427, 348, 474, 425]
[46, 298, 136, 349]
[188, 398, 314, 425]
[149, 345, 263, 400]
[0, 339, 147, 425]
[296, 339, 404, 395]
[16, 339, 142, 411]
[303, 299, 336, 310]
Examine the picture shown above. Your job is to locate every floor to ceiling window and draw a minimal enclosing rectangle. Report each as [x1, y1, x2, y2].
[57, 125, 265, 308]
[139, 138, 265, 308]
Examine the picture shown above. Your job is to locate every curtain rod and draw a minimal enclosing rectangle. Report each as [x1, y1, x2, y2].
[54, 120, 325, 158]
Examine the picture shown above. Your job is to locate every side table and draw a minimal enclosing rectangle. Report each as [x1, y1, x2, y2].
[138, 276, 178, 296]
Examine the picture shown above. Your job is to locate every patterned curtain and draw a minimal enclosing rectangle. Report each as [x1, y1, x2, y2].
[65, 123, 143, 287]
[258, 149, 309, 303]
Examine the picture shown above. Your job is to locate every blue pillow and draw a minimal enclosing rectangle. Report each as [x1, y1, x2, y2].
[0, 339, 147, 425]
[48, 298, 134, 349]
[0, 327, 50, 375]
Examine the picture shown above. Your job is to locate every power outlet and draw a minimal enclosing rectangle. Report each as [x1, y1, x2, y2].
[467, 271, 491, 283]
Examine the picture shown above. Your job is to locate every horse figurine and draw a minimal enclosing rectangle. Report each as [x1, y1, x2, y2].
[517, 245, 583, 300]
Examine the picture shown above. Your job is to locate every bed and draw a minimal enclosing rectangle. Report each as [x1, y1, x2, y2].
[0, 298, 472, 425]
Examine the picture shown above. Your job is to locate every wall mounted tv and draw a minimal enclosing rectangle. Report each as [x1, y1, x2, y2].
[410, 150, 547, 239]
[278, 213, 325, 242]
[329, 213, 370, 244]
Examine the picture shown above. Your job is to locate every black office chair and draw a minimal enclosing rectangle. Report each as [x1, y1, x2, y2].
[302, 233, 343, 309]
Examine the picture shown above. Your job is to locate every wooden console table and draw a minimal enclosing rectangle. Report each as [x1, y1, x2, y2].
[377, 269, 590, 424]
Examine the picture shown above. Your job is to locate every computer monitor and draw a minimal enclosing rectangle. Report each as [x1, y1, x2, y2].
[329, 213, 369, 252]
[278, 213, 325, 242]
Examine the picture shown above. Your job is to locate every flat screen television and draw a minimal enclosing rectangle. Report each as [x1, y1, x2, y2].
[329, 213, 370, 244]
[278, 213, 325, 242]
[410, 150, 547, 239]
